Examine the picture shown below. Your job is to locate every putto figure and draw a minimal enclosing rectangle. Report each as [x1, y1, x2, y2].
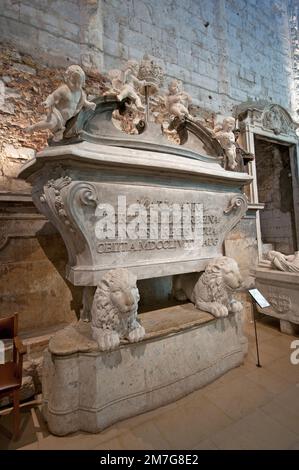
[26, 65, 96, 142]
[166, 80, 192, 120]
[214, 117, 237, 170]
[117, 60, 145, 111]
[91, 268, 145, 351]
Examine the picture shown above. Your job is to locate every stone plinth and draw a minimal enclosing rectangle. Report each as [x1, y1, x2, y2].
[253, 267, 299, 335]
[42, 303, 247, 435]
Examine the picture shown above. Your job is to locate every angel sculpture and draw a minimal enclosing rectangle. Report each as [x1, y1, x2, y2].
[166, 80, 192, 120]
[213, 117, 237, 170]
[150, 80, 192, 144]
[104, 60, 146, 111]
[26, 65, 96, 142]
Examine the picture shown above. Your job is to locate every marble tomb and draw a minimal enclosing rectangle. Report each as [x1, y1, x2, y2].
[20, 57, 252, 435]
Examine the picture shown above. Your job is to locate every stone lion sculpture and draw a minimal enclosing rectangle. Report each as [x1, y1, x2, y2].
[91, 268, 145, 351]
[173, 256, 243, 318]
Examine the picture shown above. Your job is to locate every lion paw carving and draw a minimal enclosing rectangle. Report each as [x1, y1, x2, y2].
[173, 257, 243, 318]
[91, 268, 145, 351]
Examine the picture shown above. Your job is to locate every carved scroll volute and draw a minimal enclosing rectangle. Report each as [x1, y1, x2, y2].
[66, 182, 99, 265]
[218, 194, 248, 244]
[34, 174, 79, 266]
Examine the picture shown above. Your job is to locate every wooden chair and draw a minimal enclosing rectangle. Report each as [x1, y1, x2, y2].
[0, 314, 26, 438]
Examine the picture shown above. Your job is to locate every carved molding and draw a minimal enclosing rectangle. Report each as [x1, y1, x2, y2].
[0, 194, 47, 250]
[219, 194, 248, 243]
[268, 292, 292, 314]
[236, 101, 298, 137]
[261, 104, 295, 135]
[0, 215, 47, 250]
[42, 175, 74, 232]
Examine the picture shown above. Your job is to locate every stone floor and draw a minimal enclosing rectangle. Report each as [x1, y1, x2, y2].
[1, 315, 299, 450]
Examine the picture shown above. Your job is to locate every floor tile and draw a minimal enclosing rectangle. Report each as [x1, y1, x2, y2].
[201, 375, 273, 420]
[93, 437, 124, 450]
[211, 409, 298, 450]
[261, 391, 299, 436]
[152, 396, 232, 449]
[3, 318, 299, 450]
[117, 421, 169, 450]
[244, 367, 290, 395]
[192, 438, 219, 450]
[267, 356, 299, 384]
[0, 407, 38, 450]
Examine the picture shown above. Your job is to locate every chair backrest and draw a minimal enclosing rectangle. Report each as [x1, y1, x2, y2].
[0, 314, 18, 340]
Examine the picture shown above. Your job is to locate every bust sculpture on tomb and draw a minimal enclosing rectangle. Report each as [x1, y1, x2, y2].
[25, 65, 96, 142]
[91, 268, 145, 351]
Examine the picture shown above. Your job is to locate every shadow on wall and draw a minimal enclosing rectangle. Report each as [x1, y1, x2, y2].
[138, 276, 177, 313]
[0, 222, 83, 333]
[36, 223, 83, 323]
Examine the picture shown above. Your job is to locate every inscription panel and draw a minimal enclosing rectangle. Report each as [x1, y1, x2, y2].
[65, 182, 244, 281]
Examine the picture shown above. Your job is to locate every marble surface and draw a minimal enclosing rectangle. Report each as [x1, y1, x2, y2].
[19, 141, 251, 286]
[253, 267, 299, 334]
[42, 303, 247, 435]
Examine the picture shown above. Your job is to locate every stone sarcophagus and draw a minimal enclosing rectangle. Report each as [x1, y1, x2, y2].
[253, 250, 299, 335]
[20, 59, 252, 435]
[20, 98, 251, 286]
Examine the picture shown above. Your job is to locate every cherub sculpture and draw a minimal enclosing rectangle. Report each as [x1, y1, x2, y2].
[26, 65, 96, 142]
[104, 60, 147, 135]
[166, 80, 192, 120]
[150, 80, 192, 144]
[104, 60, 146, 111]
[214, 117, 237, 170]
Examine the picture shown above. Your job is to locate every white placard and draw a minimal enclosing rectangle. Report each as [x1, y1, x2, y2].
[249, 288, 270, 308]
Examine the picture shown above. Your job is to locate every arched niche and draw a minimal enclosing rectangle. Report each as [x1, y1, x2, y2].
[235, 101, 299, 261]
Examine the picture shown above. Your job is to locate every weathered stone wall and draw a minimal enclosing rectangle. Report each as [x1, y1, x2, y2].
[0, 0, 296, 116]
[0, 0, 104, 69]
[288, 0, 299, 114]
[0, 44, 106, 333]
[255, 139, 297, 254]
[0, 191, 84, 332]
[102, 0, 294, 114]
[0, 43, 106, 193]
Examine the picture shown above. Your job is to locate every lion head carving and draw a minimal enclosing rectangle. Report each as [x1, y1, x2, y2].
[91, 268, 145, 351]
[191, 256, 243, 318]
[202, 256, 242, 293]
